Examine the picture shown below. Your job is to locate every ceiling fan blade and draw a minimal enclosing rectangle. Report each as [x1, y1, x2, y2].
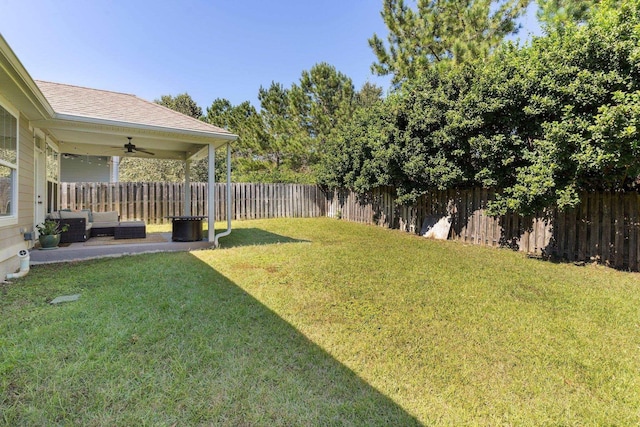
[121, 137, 154, 155]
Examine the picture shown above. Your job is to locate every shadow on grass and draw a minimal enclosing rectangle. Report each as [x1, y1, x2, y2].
[215, 227, 309, 249]
[1, 253, 419, 425]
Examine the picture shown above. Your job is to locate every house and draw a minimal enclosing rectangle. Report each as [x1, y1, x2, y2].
[0, 35, 237, 280]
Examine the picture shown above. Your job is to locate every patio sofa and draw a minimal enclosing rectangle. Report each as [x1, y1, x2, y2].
[47, 210, 145, 243]
[91, 211, 121, 236]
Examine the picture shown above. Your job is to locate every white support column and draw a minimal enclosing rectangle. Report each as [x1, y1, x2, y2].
[207, 144, 216, 242]
[184, 159, 192, 216]
[111, 156, 120, 182]
[213, 142, 232, 247]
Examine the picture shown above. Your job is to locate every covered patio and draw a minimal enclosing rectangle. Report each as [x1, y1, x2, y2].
[33, 81, 237, 247]
[29, 230, 213, 264]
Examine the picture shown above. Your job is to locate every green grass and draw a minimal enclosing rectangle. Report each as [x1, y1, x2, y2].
[2, 218, 640, 425]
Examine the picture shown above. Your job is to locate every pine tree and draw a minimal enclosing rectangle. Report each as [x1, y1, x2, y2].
[289, 62, 356, 161]
[369, 0, 529, 84]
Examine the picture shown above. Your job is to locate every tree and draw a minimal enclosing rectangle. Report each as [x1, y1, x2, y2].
[317, 98, 397, 193]
[204, 97, 311, 183]
[258, 82, 302, 171]
[206, 97, 265, 159]
[155, 93, 203, 119]
[116, 158, 184, 182]
[289, 62, 356, 167]
[203, 98, 265, 182]
[323, 0, 640, 215]
[484, 0, 640, 214]
[355, 82, 385, 108]
[120, 93, 204, 182]
[369, 0, 529, 84]
[205, 98, 234, 128]
[536, 0, 599, 28]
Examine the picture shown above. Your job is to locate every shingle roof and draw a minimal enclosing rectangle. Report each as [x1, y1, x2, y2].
[35, 80, 231, 136]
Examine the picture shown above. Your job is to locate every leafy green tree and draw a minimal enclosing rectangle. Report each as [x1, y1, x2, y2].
[201, 65, 364, 184]
[318, 82, 387, 189]
[489, 0, 640, 214]
[117, 158, 187, 182]
[318, 98, 397, 192]
[229, 101, 269, 161]
[369, 0, 529, 84]
[349, 65, 484, 202]
[324, 0, 640, 215]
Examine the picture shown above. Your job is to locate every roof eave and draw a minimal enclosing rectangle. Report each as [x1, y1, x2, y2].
[41, 112, 238, 143]
[0, 35, 55, 120]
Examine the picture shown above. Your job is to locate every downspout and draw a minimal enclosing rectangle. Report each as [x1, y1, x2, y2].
[214, 143, 232, 247]
[6, 250, 30, 280]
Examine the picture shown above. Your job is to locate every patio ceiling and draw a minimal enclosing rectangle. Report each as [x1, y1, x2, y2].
[39, 118, 229, 161]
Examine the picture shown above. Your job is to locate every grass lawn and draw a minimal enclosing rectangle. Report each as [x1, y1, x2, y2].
[2, 218, 640, 425]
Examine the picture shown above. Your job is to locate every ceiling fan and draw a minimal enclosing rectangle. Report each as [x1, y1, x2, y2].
[118, 137, 155, 156]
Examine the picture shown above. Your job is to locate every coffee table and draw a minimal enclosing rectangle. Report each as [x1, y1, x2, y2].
[114, 221, 147, 239]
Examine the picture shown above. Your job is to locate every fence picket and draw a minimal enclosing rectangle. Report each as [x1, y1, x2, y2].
[630, 194, 639, 271]
[589, 193, 599, 261]
[614, 195, 625, 268]
[602, 192, 611, 263]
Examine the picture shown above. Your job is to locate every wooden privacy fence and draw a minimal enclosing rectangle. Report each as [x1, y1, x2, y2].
[60, 182, 640, 270]
[60, 182, 326, 224]
[327, 187, 640, 271]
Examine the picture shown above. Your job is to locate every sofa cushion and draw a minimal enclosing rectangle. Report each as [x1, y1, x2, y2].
[60, 210, 90, 223]
[92, 211, 119, 223]
[81, 208, 93, 222]
[92, 221, 120, 228]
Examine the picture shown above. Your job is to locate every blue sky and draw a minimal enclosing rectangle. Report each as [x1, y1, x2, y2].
[1, 0, 541, 111]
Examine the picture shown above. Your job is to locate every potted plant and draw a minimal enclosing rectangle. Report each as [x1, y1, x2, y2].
[36, 219, 69, 250]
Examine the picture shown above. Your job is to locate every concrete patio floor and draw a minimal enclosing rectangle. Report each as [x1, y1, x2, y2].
[29, 232, 214, 265]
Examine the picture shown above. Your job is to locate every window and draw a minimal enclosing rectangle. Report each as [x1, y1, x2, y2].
[46, 144, 59, 213]
[0, 102, 18, 220]
[46, 143, 58, 182]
